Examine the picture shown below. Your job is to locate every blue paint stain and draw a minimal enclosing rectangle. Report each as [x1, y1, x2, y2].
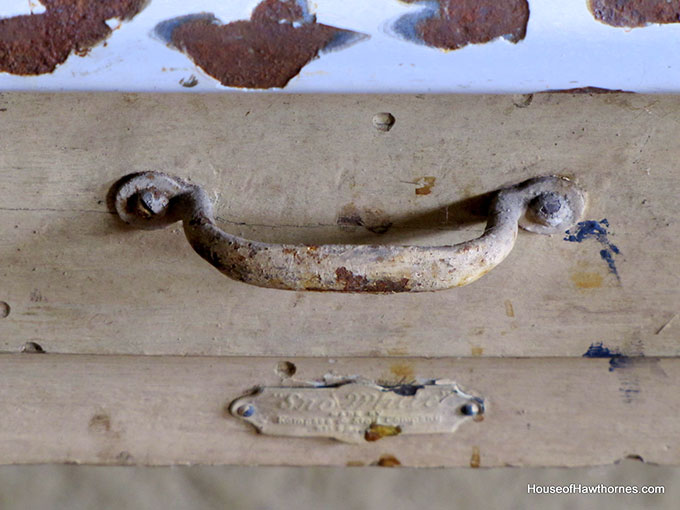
[564, 218, 609, 243]
[564, 219, 621, 279]
[583, 343, 642, 404]
[583, 342, 620, 358]
[582, 342, 632, 372]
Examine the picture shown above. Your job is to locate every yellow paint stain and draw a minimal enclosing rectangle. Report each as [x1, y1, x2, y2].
[471, 346, 484, 356]
[365, 423, 402, 442]
[390, 362, 415, 382]
[415, 176, 436, 195]
[571, 271, 604, 289]
[470, 446, 481, 468]
[504, 300, 515, 318]
[376, 454, 401, 467]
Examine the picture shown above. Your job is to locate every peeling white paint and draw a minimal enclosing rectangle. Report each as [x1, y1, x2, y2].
[0, 0, 679, 92]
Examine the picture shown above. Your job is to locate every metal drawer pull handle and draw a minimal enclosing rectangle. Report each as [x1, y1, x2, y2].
[113, 173, 585, 292]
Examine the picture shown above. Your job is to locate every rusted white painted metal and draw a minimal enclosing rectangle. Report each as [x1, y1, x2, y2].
[1, 0, 680, 92]
[113, 172, 586, 292]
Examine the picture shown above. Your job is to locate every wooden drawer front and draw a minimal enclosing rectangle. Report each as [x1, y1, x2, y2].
[1, 93, 678, 358]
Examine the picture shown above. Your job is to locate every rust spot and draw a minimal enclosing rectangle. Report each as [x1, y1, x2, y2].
[346, 460, 365, 467]
[571, 271, 604, 289]
[390, 362, 415, 382]
[414, 176, 436, 196]
[295, 245, 328, 262]
[365, 423, 402, 442]
[0, 0, 147, 75]
[375, 454, 402, 467]
[337, 204, 392, 235]
[281, 247, 303, 264]
[543, 86, 634, 94]
[155, 1, 368, 89]
[504, 299, 515, 318]
[394, 0, 529, 50]
[471, 346, 484, 356]
[88, 413, 111, 433]
[588, 0, 680, 28]
[304, 245, 323, 261]
[335, 267, 368, 290]
[470, 446, 481, 468]
[335, 267, 409, 293]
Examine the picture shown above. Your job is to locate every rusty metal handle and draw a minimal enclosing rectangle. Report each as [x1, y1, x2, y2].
[113, 173, 586, 292]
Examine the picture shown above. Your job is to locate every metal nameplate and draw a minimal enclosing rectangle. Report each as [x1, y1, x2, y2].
[229, 380, 484, 443]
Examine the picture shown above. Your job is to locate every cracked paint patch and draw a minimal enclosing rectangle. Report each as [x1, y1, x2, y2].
[542, 87, 634, 94]
[0, 0, 148, 75]
[391, 0, 529, 50]
[589, 0, 680, 28]
[154, 0, 368, 89]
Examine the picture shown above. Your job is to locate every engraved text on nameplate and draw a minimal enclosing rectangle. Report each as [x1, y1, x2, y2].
[229, 381, 484, 443]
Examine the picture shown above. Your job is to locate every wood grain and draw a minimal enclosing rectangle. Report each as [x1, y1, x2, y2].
[0, 354, 677, 467]
[0, 93, 678, 357]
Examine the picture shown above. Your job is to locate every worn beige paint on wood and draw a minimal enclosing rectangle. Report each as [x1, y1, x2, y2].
[0, 93, 679, 356]
[0, 354, 677, 467]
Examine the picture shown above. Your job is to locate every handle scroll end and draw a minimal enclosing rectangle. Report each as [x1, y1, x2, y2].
[112, 171, 189, 230]
[514, 176, 587, 235]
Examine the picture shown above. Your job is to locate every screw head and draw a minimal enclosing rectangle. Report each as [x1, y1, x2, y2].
[516, 176, 587, 235]
[461, 403, 480, 416]
[236, 404, 255, 418]
[113, 172, 187, 230]
[135, 189, 170, 218]
[528, 192, 569, 228]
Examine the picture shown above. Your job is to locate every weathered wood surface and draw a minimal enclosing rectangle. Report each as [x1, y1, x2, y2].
[0, 354, 678, 467]
[0, 93, 678, 356]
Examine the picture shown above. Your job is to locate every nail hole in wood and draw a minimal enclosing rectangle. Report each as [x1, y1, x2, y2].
[22, 342, 45, 353]
[276, 361, 297, 378]
[373, 112, 395, 132]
